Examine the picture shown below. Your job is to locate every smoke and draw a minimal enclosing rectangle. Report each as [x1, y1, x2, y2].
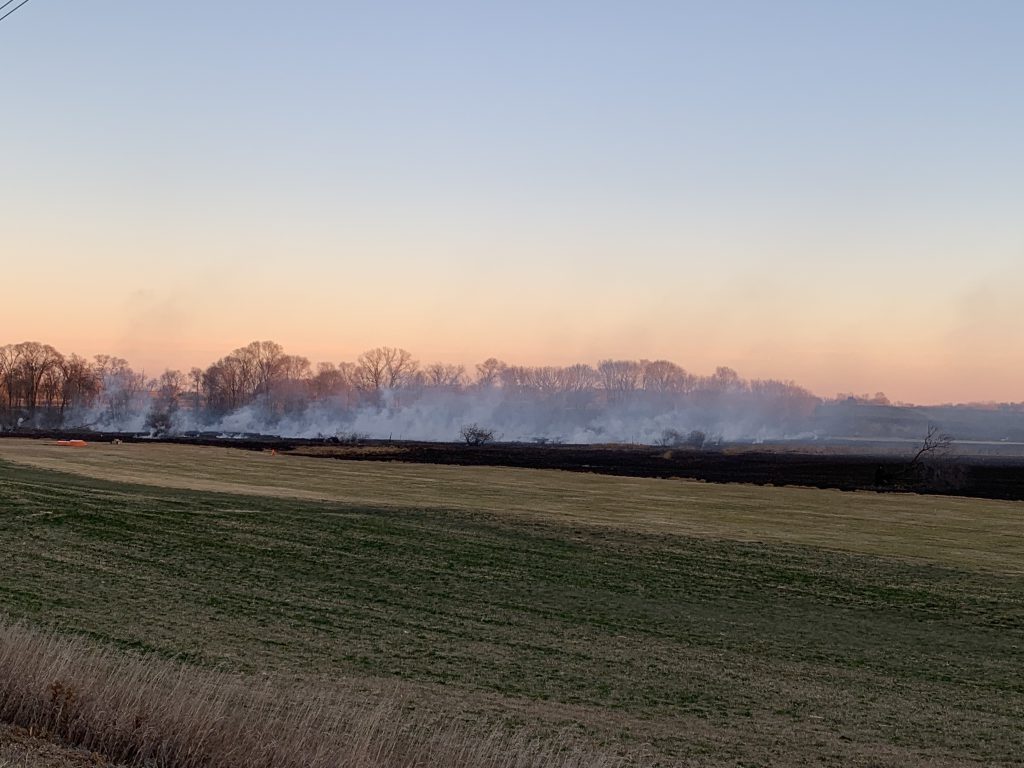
[131, 386, 819, 444]
[64, 372, 152, 434]
[51, 385, 1024, 449]
[6, 339, 1024, 446]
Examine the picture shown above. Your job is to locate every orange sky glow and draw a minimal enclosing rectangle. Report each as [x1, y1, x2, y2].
[3, 3, 1023, 406]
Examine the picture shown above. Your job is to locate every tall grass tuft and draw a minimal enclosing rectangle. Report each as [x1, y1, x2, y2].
[0, 620, 635, 768]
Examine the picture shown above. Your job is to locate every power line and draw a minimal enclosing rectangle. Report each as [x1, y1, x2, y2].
[0, 0, 32, 25]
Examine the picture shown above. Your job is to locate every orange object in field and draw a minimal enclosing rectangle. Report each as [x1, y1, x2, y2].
[55, 440, 87, 447]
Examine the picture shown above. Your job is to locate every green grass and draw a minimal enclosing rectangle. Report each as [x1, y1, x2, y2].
[3, 440, 1024, 574]
[1, 457, 1023, 765]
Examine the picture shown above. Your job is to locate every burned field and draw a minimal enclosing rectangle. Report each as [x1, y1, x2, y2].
[10, 429, 1024, 500]
[0, 441, 1022, 766]
[289, 440, 1024, 500]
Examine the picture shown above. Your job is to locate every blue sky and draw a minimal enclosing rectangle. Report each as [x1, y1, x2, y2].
[2, 1, 1022, 402]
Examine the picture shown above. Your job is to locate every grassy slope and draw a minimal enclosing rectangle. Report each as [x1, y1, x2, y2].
[1, 454, 1022, 765]
[1, 440, 1023, 573]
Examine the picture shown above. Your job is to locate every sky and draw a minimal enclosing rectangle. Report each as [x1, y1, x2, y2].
[1, 1, 1022, 404]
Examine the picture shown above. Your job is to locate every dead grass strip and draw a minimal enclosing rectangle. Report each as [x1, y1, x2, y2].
[0, 619, 640, 768]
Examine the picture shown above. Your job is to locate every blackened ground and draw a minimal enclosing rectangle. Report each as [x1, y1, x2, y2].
[6, 430, 1024, 501]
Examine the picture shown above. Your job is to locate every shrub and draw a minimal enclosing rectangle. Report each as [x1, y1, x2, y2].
[459, 424, 495, 446]
[657, 429, 706, 449]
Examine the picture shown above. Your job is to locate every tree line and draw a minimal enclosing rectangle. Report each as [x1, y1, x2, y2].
[0, 340, 820, 433]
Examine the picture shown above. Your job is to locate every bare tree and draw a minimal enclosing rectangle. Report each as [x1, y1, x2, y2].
[706, 366, 745, 393]
[92, 356, 147, 426]
[520, 366, 561, 393]
[274, 355, 312, 414]
[424, 363, 465, 388]
[202, 359, 243, 414]
[11, 342, 63, 420]
[188, 367, 204, 415]
[557, 364, 598, 393]
[909, 424, 953, 467]
[310, 363, 350, 400]
[896, 424, 965, 492]
[498, 365, 529, 391]
[597, 359, 643, 400]
[244, 341, 288, 399]
[474, 358, 506, 388]
[61, 355, 101, 418]
[146, 370, 185, 434]
[459, 423, 495, 446]
[0, 346, 14, 424]
[642, 360, 693, 393]
[355, 347, 418, 391]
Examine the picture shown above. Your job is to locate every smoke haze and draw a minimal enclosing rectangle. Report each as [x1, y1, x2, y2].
[3, 340, 1023, 447]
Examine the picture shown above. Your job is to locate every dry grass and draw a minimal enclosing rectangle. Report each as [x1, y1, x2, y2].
[1, 439, 1022, 573]
[0, 722, 113, 767]
[0, 620, 633, 768]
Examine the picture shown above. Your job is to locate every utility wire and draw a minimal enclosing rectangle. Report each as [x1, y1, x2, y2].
[0, 0, 32, 24]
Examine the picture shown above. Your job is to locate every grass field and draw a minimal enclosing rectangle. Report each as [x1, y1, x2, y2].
[0, 439, 1022, 765]
[2, 440, 1023, 573]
